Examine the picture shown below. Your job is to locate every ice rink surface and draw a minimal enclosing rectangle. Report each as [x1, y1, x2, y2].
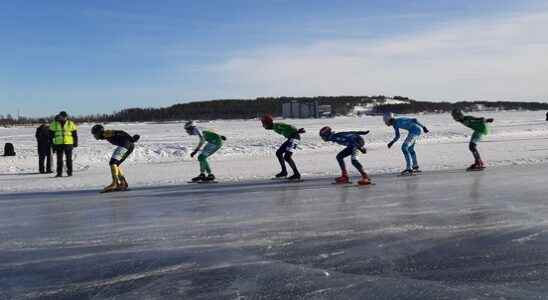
[2, 164, 548, 299]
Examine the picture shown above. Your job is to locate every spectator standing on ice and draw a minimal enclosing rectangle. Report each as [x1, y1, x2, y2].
[35, 119, 52, 174]
[49, 111, 78, 177]
[451, 109, 494, 171]
[261, 114, 304, 181]
[91, 124, 140, 193]
[384, 112, 429, 176]
[319, 126, 371, 185]
[185, 121, 226, 182]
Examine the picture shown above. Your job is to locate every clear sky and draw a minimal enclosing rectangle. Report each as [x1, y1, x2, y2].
[1, 0, 547, 117]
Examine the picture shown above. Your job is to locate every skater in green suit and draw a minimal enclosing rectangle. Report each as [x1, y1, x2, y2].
[451, 109, 494, 171]
[261, 114, 305, 180]
[185, 121, 226, 182]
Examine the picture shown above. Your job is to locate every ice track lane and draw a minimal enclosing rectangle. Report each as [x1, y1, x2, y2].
[2, 164, 548, 299]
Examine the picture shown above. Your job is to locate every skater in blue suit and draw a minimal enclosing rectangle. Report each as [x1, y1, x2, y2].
[319, 126, 372, 185]
[383, 112, 429, 175]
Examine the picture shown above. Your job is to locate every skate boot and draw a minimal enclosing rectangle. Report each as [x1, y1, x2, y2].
[205, 174, 216, 181]
[468, 161, 485, 171]
[412, 166, 422, 173]
[191, 173, 207, 182]
[400, 169, 414, 176]
[275, 171, 288, 178]
[357, 174, 372, 185]
[118, 176, 129, 191]
[335, 174, 350, 184]
[288, 173, 301, 181]
[467, 161, 483, 171]
[101, 182, 119, 193]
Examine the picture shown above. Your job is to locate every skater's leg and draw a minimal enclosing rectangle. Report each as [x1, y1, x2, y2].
[276, 140, 290, 174]
[401, 144, 412, 170]
[409, 142, 418, 169]
[283, 138, 300, 176]
[350, 152, 366, 176]
[401, 133, 418, 170]
[199, 143, 221, 175]
[336, 147, 353, 174]
[469, 132, 483, 164]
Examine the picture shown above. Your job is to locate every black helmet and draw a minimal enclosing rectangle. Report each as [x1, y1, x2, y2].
[451, 108, 464, 120]
[91, 124, 104, 139]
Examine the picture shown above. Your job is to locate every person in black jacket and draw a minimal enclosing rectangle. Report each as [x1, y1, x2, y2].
[35, 119, 52, 173]
[91, 124, 140, 193]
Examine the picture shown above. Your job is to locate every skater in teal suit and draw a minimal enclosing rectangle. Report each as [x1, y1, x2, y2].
[384, 112, 429, 176]
[185, 121, 226, 182]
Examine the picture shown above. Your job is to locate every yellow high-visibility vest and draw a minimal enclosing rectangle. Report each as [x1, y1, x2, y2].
[50, 120, 78, 145]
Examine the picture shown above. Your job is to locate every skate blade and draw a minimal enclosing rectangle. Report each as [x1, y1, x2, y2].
[188, 181, 218, 184]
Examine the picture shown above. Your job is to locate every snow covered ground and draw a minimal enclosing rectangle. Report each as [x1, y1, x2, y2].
[1, 110, 547, 193]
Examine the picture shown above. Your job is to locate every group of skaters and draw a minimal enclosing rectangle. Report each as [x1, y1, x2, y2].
[92, 107, 495, 192]
[31, 108, 496, 193]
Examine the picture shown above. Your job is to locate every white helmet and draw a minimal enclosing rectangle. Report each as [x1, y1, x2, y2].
[383, 112, 394, 125]
[184, 120, 196, 131]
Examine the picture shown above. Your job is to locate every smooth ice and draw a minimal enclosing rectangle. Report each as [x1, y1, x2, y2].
[2, 165, 548, 299]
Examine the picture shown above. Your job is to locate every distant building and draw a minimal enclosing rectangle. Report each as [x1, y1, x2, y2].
[282, 100, 332, 118]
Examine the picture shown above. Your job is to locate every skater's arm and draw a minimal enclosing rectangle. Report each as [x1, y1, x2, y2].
[190, 134, 205, 157]
[388, 127, 400, 148]
[413, 119, 429, 133]
[348, 130, 370, 136]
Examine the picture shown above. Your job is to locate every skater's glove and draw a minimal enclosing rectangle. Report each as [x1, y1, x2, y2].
[387, 141, 394, 149]
[73, 142, 78, 148]
[221, 136, 227, 141]
[423, 127, 430, 134]
[359, 147, 367, 154]
[486, 118, 494, 123]
[190, 150, 198, 158]
[298, 128, 306, 134]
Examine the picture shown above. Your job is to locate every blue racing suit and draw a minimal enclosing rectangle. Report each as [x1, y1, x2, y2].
[326, 131, 368, 175]
[389, 118, 425, 170]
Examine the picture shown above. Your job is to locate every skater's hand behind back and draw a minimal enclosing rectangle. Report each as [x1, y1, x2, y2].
[298, 128, 306, 134]
[486, 118, 494, 123]
[423, 127, 430, 134]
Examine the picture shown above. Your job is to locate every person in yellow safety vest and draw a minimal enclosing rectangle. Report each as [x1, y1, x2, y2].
[49, 111, 78, 177]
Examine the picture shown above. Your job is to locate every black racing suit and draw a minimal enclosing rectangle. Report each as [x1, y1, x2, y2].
[35, 124, 52, 173]
[103, 130, 137, 165]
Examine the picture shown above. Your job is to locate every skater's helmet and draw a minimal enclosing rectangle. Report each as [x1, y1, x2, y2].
[184, 120, 196, 133]
[91, 124, 104, 139]
[261, 114, 274, 128]
[451, 108, 464, 120]
[319, 126, 332, 141]
[383, 112, 394, 125]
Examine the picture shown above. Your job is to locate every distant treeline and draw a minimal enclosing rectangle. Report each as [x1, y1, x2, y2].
[373, 100, 548, 114]
[2, 96, 548, 125]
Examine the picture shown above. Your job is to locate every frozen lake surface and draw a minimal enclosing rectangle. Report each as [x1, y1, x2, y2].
[2, 164, 548, 299]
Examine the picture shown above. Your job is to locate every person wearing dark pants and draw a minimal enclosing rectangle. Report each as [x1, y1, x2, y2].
[49, 111, 78, 177]
[35, 119, 52, 173]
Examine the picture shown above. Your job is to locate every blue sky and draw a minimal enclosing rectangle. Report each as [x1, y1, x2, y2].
[1, 0, 547, 117]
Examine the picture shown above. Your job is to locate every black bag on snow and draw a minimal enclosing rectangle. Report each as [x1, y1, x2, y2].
[4, 143, 15, 156]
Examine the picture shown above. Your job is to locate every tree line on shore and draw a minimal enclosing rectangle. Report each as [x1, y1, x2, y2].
[2, 96, 548, 125]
